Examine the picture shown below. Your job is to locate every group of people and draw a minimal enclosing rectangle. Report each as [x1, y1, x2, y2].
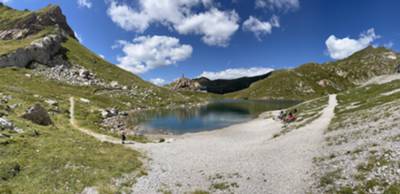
[278, 109, 298, 123]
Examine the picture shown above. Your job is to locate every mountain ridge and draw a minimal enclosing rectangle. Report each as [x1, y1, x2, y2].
[227, 46, 400, 100]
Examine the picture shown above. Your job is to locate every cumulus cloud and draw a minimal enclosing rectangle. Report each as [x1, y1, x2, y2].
[199, 67, 274, 80]
[243, 15, 279, 40]
[175, 8, 239, 46]
[325, 28, 380, 60]
[150, 78, 166, 86]
[114, 35, 193, 74]
[77, 0, 92, 8]
[107, 0, 239, 47]
[255, 0, 300, 11]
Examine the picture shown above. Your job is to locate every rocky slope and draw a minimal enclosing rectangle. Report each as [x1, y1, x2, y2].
[228, 47, 400, 100]
[169, 72, 272, 94]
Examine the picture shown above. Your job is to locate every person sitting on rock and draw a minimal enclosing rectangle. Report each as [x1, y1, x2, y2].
[285, 112, 297, 123]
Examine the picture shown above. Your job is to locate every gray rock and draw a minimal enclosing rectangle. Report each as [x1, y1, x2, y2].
[100, 108, 119, 119]
[45, 99, 58, 106]
[22, 104, 53, 126]
[0, 34, 64, 68]
[80, 98, 90, 103]
[81, 187, 99, 194]
[0, 118, 14, 130]
[110, 81, 119, 88]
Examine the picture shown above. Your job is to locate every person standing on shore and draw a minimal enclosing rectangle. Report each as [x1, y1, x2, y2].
[121, 129, 127, 144]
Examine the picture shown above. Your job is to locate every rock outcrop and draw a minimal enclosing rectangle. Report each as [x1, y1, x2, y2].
[0, 4, 75, 40]
[22, 104, 53, 126]
[172, 77, 202, 91]
[0, 34, 65, 68]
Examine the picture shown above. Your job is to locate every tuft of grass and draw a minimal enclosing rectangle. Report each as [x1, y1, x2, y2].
[191, 190, 210, 194]
[210, 182, 230, 191]
[319, 170, 342, 188]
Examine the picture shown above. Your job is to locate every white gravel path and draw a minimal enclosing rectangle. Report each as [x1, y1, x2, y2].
[131, 95, 338, 194]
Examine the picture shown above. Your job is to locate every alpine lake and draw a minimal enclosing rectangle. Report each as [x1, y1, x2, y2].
[130, 99, 300, 135]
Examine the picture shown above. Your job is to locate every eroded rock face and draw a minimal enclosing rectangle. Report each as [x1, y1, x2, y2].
[172, 77, 201, 91]
[22, 104, 53, 126]
[0, 34, 64, 68]
[0, 5, 75, 40]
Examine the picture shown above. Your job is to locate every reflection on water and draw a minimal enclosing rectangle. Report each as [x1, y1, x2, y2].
[129, 99, 299, 134]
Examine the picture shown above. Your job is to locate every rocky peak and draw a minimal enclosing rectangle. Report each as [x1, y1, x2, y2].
[0, 4, 76, 40]
[172, 77, 202, 91]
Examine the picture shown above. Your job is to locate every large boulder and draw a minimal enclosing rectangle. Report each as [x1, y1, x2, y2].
[0, 34, 64, 68]
[22, 104, 53, 126]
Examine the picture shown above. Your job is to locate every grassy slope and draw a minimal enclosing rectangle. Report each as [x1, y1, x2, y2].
[0, 4, 219, 193]
[0, 5, 30, 31]
[0, 68, 146, 194]
[313, 79, 400, 193]
[227, 47, 400, 100]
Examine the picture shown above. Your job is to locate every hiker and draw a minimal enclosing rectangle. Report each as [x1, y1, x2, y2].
[285, 112, 297, 123]
[121, 129, 127, 144]
[278, 111, 285, 120]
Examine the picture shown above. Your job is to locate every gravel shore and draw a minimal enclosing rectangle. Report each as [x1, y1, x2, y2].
[131, 95, 337, 194]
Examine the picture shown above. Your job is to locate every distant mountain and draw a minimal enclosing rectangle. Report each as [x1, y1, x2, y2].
[227, 46, 400, 100]
[193, 72, 272, 94]
[168, 72, 272, 94]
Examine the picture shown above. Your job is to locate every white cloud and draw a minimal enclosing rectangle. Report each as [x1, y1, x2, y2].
[255, 0, 299, 11]
[107, 0, 239, 47]
[115, 35, 193, 74]
[325, 28, 380, 60]
[99, 54, 105, 59]
[77, 0, 92, 8]
[199, 67, 274, 80]
[150, 78, 166, 86]
[175, 8, 239, 47]
[243, 15, 279, 40]
[74, 32, 83, 43]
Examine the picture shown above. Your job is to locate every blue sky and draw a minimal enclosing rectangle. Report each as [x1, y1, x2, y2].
[3, 0, 399, 85]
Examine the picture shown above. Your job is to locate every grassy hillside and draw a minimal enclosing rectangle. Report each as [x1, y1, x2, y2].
[0, 4, 218, 193]
[228, 47, 400, 100]
[312, 79, 400, 193]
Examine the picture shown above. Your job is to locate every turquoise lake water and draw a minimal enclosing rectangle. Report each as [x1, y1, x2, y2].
[133, 99, 299, 134]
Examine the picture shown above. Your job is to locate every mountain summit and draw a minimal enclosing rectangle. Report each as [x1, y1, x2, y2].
[0, 4, 75, 40]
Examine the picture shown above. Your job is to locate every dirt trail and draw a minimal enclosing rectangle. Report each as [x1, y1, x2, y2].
[69, 97, 122, 144]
